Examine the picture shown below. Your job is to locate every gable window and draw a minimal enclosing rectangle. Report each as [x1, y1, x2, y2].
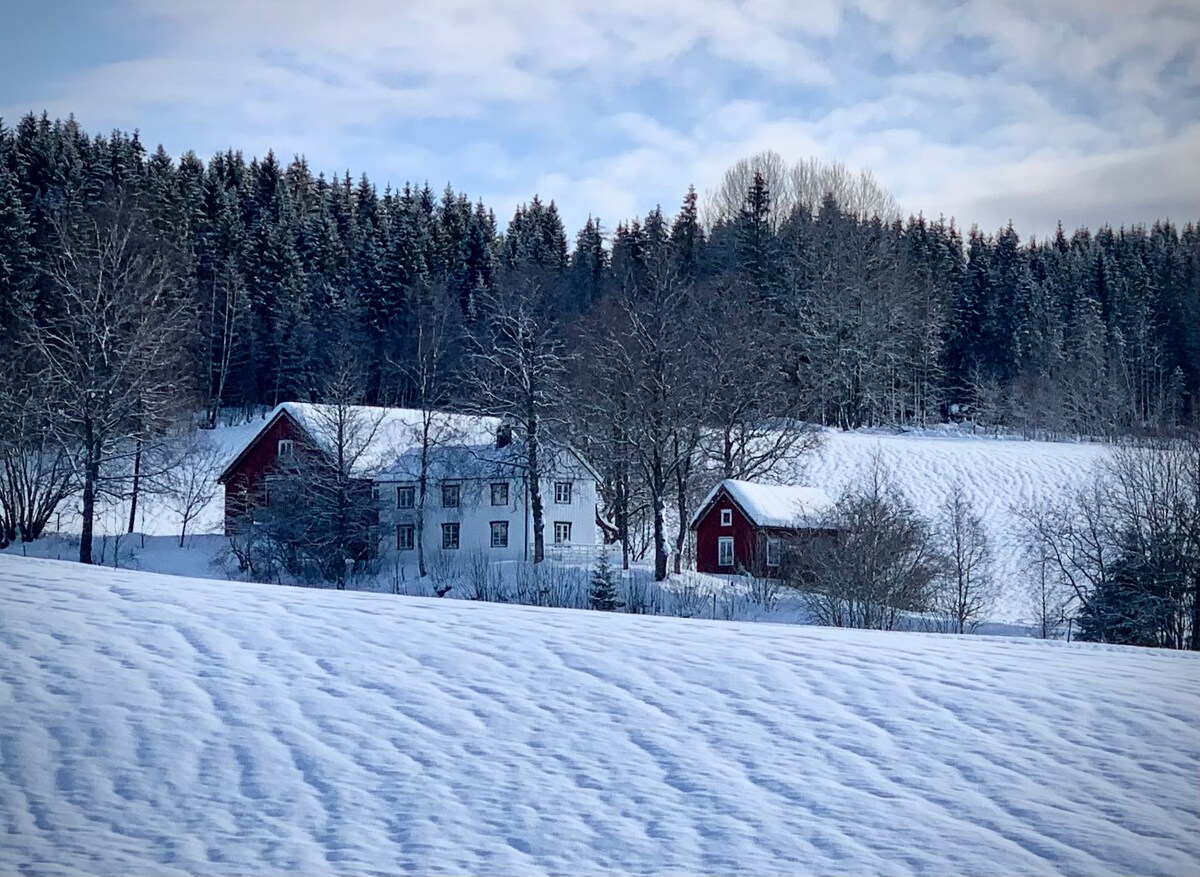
[277, 439, 295, 459]
[553, 521, 572, 544]
[441, 482, 460, 509]
[554, 481, 572, 504]
[490, 521, 509, 548]
[396, 484, 415, 509]
[441, 522, 460, 550]
[396, 524, 415, 551]
[720, 508, 733, 527]
[718, 536, 734, 567]
[766, 536, 782, 568]
[491, 482, 509, 506]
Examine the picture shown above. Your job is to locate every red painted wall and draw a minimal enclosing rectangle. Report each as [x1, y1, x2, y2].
[220, 413, 315, 534]
[694, 488, 767, 576]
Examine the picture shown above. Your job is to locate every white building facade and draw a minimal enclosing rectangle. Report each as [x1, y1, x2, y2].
[375, 443, 600, 567]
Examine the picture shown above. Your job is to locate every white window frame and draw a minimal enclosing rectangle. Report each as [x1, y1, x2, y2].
[554, 481, 572, 504]
[441, 482, 461, 509]
[490, 520, 509, 548]
[717, 535, 734, 567]
[441, 522, 460, 550]
[553, 521, 572, 544]
[491, 482, 509, 506]
[277, 439, 295, 459]
[396, 484, 415, 509]
[720, 508, 733, 527]
[396, 524, 415, 551]
[766, 536, 781, 568]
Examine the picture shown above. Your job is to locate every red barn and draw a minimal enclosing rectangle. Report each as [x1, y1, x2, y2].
[216, 406, 328, 533]
[690, 479, 834, 577]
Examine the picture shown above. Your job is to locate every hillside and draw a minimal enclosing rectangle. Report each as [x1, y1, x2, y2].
[799, 428, 1110, 621]
[1, 555, 1196, 875]
[30, 420, 1109, 625]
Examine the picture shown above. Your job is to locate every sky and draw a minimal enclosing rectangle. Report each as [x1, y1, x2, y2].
[1, 0, 1198, 240]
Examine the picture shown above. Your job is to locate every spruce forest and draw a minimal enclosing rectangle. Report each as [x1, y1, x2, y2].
[1, 114, 1197, 442]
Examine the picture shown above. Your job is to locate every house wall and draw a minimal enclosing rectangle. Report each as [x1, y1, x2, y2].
[694, 489, 762, 575]
[376, 467, 599, 568]
[221, 413, 314, 534]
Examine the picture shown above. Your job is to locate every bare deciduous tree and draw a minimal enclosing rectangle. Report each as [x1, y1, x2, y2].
[0, 397, 77, 546]
[155, 432, 226, 547]
[788, 457, 942, 630]
[470, 269, 569, 564]
[933, 483, 997, 633]
[22, 191, 193, 563]
[391, 284, 468, 578]
[703, 150, 901, 230]
[1018, 436, 1199, 648]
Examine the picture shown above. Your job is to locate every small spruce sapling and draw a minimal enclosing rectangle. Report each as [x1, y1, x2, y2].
[589, 547, 624, 611]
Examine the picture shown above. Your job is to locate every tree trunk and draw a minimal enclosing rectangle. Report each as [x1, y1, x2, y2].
[79, 427, 99, 565]
[127, 437, 142, 534]
[417, 438, 428, 579]
[528, 416, 545, 563]
[653, 494, 667, 581]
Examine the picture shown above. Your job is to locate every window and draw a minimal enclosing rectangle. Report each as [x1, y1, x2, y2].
[554, 521, 572, 544]
[441, 522, 460, 550]
[396, 484, 415, 509]
[396, 524, 415, 551]
[441, 482, 460, 508]
[718, 536, 734, 567]
[264, 475, 282, 507]
[277, 439, 295, 459]
[491, 482, 509, 506]
[490, 521, 509, 548]
[766, 536, 781, 568]
[720, 508, 733, 527]
[554, 481, 572, 504]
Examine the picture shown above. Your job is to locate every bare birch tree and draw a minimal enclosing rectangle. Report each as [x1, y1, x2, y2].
[703, 150, 901, 230]
[392, 284, 468, 577]
[933, 483, 997, 633]
[470, 269, 569, 564]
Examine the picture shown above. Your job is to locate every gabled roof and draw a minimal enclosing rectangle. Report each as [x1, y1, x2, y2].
[218, 403, 500, 483]
[690, 479, 834, 529]
[377, 438, 602, 484]
[218, 402, 601, 485]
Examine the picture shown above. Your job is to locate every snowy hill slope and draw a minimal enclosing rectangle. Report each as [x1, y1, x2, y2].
[799, 429, 1109, 621]
[1, 555, 1196, 876]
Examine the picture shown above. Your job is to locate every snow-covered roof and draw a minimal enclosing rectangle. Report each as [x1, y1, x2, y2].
[691, 479, 833, 529]
[220, 403, 502, 481]
[377, 438, 599, 483]
[377, 442, 526, 482]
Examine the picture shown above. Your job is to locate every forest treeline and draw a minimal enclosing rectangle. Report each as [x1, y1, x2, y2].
[1, 114, 1196, 438]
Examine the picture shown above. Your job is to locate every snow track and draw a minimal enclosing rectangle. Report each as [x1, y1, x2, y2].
[1, 555, 1196, 875]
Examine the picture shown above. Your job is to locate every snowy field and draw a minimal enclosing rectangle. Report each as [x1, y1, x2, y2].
[1, 555, 1196, 876]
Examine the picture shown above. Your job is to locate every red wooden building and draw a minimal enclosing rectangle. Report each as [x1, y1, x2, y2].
[216, 406, 328, 533]
[690, 479, 834, 577]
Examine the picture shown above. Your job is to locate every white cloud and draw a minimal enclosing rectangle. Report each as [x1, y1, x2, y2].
[3, 0, 1196, 239]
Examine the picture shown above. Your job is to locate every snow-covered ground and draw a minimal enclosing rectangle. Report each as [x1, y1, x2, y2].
[1, 555, 1196, 876]
[24, 419, 1109, 624]
[798, 427, 1107, 621]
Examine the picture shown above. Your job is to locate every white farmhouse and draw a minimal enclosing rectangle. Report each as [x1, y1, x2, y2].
[217, 402, 600, 564]
[377, 438, 600, 564]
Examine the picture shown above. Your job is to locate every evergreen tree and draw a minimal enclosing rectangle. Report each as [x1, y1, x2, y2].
[588, 547, 623, 611]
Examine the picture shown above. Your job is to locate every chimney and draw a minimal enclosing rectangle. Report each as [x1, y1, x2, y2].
[496, 423, 512, 449]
